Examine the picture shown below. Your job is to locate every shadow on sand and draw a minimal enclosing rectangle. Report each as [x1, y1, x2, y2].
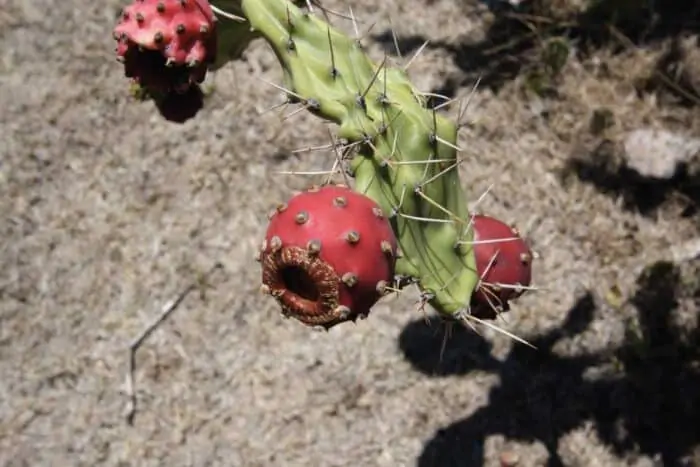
[372, 2, 700, 220]
[399, 261, 700, 466]
[373, 0, 700, 99]
[560, 140, 700, 220]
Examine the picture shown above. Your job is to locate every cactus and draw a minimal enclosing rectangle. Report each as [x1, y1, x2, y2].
[206, 0, 305, 69]
[111, 0, 536, 329]
[234, 0, 485, 322]
[259, 184, 398, 329]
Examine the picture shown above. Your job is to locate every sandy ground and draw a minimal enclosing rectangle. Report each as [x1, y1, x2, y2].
[1, 0, 699, 466]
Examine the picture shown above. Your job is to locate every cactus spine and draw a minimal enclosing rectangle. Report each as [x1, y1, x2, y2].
[237, 0, 479, 319]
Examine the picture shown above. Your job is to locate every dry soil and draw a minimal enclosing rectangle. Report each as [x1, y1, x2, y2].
[1, 0, 699, 466]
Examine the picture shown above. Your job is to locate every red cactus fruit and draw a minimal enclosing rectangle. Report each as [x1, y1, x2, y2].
[258, 184, 398, 329]
[113, 0, 217, 93]
[470, 214, 533, 319]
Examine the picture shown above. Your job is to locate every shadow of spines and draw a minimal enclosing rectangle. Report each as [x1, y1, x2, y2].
[374, 0, 700, 95]
[399, 261, 700, 466]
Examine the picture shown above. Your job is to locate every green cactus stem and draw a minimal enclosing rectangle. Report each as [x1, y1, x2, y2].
[222, 0, 480, 320]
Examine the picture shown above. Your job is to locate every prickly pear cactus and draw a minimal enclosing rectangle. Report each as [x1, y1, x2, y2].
[237, 0, 482, 321]
[111, 0, 535, 330]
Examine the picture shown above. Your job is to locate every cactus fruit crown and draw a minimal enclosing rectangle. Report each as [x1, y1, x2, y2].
[258, 184, 398, 329]
[113, 0, 218, 93]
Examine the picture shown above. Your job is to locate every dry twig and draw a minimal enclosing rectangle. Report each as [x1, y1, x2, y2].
[123, 262, 224, 425]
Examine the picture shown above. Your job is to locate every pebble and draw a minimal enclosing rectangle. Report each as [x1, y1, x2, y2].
[622, 128, 700, 179]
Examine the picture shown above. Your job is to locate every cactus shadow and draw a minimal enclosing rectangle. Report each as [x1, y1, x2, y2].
[372, 0, 700, 96]
[400, 261, 700, 466]
[560, 140, 700, 219]
[153, 85, 205, 124]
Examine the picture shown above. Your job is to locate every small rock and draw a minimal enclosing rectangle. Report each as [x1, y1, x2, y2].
[622, 128, 700, 179]
[671, 238, 700, 263]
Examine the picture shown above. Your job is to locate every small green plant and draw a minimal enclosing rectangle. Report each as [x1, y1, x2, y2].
[523, 36, 571, 98]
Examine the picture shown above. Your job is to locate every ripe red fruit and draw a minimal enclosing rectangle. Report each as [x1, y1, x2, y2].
[258, 184, 398, 329]
[113, 0, 217, 93]
[470, 214, 533, 319]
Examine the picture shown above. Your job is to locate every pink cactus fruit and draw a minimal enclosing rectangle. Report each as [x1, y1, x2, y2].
[258, 184, 398, 329]
[470, 214, 533, 319]
[113, 0, 217, 93]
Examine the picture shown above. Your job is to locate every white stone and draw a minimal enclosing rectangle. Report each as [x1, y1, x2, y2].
[623, 128, 700, 179]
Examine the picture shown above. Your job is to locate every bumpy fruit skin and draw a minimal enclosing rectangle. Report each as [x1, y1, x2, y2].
[113, 0, 217, 93]
[258, 184, 398, 329]
[470, 214, 533, 319]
